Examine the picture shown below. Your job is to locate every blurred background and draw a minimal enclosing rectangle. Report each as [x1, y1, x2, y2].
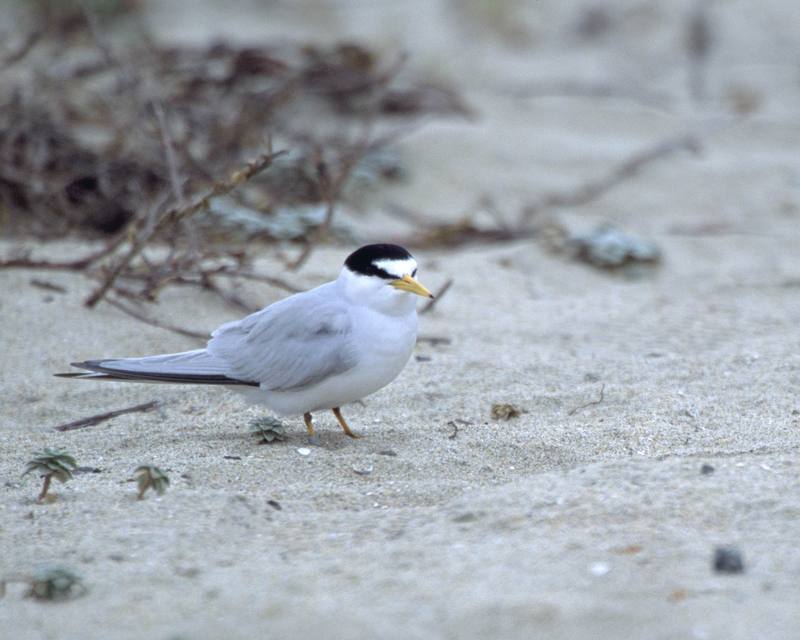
[1, 0, 798, 293]
[2, 3, 800, 638]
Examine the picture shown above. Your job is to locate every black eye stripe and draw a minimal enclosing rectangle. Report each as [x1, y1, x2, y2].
[373, 267, 395, 280]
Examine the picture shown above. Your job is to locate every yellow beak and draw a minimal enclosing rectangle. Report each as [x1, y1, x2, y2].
[391, 274, 434, 298]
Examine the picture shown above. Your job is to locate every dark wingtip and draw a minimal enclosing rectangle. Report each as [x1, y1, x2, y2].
[70, 360, 110, 372]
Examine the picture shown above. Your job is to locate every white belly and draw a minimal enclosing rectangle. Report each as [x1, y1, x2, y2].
[234, 307, 417, 416]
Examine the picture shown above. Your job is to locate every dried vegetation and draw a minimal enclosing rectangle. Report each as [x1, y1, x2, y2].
[0, 3, 467, 318]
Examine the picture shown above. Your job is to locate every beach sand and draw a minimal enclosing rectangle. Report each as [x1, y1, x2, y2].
[1, 1, 799, 638]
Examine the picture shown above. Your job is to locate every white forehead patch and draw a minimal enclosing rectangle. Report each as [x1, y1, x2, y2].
[373, 257, 417, 278]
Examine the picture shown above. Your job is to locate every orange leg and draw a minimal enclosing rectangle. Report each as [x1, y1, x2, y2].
[303, 412, 315, 438]
[332, 407, 361, 439]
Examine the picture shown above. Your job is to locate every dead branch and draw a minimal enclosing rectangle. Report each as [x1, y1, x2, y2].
[53, 400, 160, 431]
[118, 267, 301, 297]
[568, 384, 606, 416]
[30, 279, 66, 293]
[85, 148, 287, 308]
[417, 335, 452, 346]
[0, 30, 41, 69]
[687, 0, 712, 104]
[0, 233, 129, 271]
[152, 102, 186, 205]
[216, 270, 301, 294]
[503, 80, 669, 110]
[521, 133, 702, 223]
[420, 278, 453, 315]
[199, 276, 259, 314]
[288, 140, 370, 271]
[105, 297, 208, 341]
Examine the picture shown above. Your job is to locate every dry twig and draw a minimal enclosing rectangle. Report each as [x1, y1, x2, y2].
[504, 80, 669, 109]
[53, 401, 160, 432]
[0, 30, 41, 69]
[0, 234, 129, 272]
[420, 278, 453, 315]
[521, 134, 701, 223]
[288, 141, 371, 271]
[687, 1, 712, 104]
[105, 297, 207, 341]
[568, 384, 606, 416]
[85, 148, 287, 308]
[29, 279, 67, 293]
[417, 335, 452, 346]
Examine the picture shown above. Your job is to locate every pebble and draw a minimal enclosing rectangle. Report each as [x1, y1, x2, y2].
[589, 561, 611, 576]
[700, 463, 715, 475]
[296, 448, 311, 456]
[713, 546, 745, 574]
[352, 464, 373, 476]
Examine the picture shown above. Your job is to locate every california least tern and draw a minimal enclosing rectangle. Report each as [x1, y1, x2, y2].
[57, 244, 433, 439]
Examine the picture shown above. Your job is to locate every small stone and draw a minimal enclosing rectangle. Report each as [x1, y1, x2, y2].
[73, 466, 103, 475]
[452, 512, 479, 523]
[568, 224, 661, 269]
[297, 448, 311, 456]
[713, 546, 745, 574]
[267, 499, 282, 511]
[352, 464, 373, 476]
[377, 449, 398, 457]
[589, 561, 611, 576]
[700, 464, 715, 475]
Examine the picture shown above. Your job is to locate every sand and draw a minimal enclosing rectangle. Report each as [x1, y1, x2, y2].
[2, 1, 800, 638]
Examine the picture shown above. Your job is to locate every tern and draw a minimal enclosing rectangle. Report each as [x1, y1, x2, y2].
[58, 244, 434, 440]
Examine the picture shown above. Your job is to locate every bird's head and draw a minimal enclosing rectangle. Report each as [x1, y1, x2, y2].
[339, 243, 433, 313]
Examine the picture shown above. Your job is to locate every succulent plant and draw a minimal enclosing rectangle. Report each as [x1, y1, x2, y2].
[23, 449, 77, 503]
[133, 465, 170, 500]
[251, 416, 287, 444]
[1, 566, 87, 602]
[27, 566, 87, 601]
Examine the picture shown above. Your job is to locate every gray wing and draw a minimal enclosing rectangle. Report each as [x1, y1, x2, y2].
[207, 283, 357, 392]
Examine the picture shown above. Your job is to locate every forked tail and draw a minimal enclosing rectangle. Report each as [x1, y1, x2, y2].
[56, 349, 258, 386]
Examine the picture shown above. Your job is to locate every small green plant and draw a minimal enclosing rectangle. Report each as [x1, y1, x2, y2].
[1, 566, 87, 602]
[23, 449, 77, 503]
[133, 465, 169, 500]
[27, 567, 87, 601]
[251, 416, 287, 444]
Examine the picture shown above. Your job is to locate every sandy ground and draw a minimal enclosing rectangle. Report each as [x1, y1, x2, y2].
[2, 1, 800, 639]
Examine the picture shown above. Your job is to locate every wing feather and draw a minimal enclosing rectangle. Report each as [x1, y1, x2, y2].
[207, 283, 357, 391]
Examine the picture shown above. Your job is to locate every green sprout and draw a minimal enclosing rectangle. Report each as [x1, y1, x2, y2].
[23, 449, 77, 503]
[1, 566, 87, 602]
[27, 567, 87, 601]
[133, 465, 170, 500]
[251, 416, 287, 444]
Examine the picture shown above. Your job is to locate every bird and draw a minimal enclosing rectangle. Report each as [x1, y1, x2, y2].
[57, 244, 434, 440]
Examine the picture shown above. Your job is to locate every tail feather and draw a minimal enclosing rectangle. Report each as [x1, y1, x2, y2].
[58, 349, 258, 387]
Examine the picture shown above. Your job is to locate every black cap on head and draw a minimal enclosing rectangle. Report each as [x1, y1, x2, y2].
[345, 244, 413, 279]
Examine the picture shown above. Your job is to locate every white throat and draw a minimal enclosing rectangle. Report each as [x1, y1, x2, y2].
[337, 267, 418, 316]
